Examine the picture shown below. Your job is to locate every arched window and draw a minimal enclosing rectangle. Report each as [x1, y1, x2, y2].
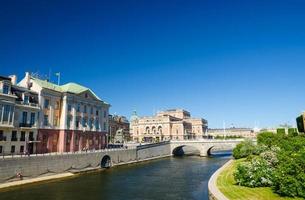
[152, 126, 156, 134]
[146, 127, 150, 134]
[158, 126, 162, 135]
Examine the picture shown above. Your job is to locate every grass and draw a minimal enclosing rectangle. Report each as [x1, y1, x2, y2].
[216, 159, 302, 200]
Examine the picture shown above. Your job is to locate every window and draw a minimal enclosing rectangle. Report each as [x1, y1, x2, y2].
[53, 116, 59, 126]
[43, 115, 49, 126]
[77, 104, 80, 112]
[76, 117, 80, 128]
[55, 101, 60, 109]
[3, 105, 10, 122]
[20, 146, 24, 153]
[0, 130, 3, 141]
[89, 118, 93, 129]
[20, 131, 25, 141]
[68, 104, 72, 112]
[104, 111, 107, 118]
[3, 84, 9, 94]
[11, 145, 15, 153]
[67, 115, 71, 129]
[0, 146, 2, 154]
[44, 99, 49, 109]
[84, 105, 87, 113]
[82, 118, 87, 127]
[96, 110, 99, 116]
[22, 111, 27, 124]
[29, 132, 34, 141]
[103, 122, 106, 131]
[95, 118, 99, 130]
[11, 131, 17, 141]
[90, 107, 93, 115]
[24, 95, 29, 104]
[0, 105, 2, 122]
[30, 113, 35, 126]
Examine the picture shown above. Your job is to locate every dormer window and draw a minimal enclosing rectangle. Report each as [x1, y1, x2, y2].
[3, 84, 9, 94]
[85, 93, 88, 98]
[24, 95, 29, 105]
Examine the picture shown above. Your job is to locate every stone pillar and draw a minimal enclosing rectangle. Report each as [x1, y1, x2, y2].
[70, 131, 75, 152]
[58, 130, 66, 152]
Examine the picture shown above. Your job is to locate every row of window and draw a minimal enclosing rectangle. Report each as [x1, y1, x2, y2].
[44, 99, 105, 117]
[70, 116, 106, 130]
[0, 130, 34, 142]
[0, 145, 24, 154]
[21, 112, 36, 126]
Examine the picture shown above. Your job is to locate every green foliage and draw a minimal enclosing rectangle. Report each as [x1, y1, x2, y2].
[233, 132, 305, 198]
[214, 135, 243, 139]
[272, 149, 305, 198]
[257, 132, 278, 148]
[234, 157, 274, 187]
[288, 128, 298, 137]
[232, 140, 255, 159]
[276, 128, 286, 136]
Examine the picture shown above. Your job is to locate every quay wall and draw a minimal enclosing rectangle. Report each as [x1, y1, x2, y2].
[0, 142, 171, 183]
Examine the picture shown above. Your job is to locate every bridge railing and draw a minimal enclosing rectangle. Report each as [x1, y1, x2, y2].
[0, 146, 137, 160]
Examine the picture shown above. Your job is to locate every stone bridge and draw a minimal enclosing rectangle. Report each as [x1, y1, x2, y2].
[170, 139, 244, 156]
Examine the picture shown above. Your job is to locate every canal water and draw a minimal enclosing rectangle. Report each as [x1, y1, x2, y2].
[0, 152, 231, 200]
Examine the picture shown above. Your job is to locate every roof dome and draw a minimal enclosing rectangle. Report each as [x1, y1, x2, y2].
[130, 110, 139, 122]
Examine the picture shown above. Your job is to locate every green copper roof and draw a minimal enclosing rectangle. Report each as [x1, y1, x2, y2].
[61, 83, 101, 101]
[31, 77, 104, 102]
[32, 77, 62, 92]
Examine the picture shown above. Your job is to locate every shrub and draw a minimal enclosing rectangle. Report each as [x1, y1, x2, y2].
[260, 150, 278, 167]
[288, 128, 298, 137]
[257, 132, 277, 148]
[232, 140, 255, 159]
[234, 157, 273, 187]
[272, 148, 305, 198]
[276, 128, 286, 136]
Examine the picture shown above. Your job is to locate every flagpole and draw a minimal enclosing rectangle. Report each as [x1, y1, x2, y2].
[56, 72, 61, 85]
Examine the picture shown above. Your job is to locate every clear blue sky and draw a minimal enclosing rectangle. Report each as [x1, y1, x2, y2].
[1, 0, 305, 128]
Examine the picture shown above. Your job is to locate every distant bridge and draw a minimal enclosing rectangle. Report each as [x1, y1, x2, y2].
[169, 139, 244, 156]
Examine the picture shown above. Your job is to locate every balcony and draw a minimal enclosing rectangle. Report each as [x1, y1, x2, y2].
[16, 101, 39, 107]
[0, 136, 7, 141]
[19, 123, 33, 128]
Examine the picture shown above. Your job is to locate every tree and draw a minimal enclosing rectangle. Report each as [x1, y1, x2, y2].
[233, 139, 255, 159]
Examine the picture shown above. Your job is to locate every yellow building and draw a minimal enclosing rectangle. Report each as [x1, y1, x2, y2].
[130, 109, 207, 143]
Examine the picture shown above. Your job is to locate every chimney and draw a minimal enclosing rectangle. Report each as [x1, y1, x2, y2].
[25, 72, 31, 89]
[9, 75, 17, 85]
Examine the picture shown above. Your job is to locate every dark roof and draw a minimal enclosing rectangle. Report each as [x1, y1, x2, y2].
[0, 76, 11, 81]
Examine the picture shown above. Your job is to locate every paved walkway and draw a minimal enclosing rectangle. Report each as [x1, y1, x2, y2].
[208, 160, 232, 200]
[0, 173, 75, 190]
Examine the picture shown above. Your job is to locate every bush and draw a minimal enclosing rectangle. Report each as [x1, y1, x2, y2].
[260, 150, 278, 167]
[232, 140, 255, 159]
[272, 149, 305, 198]
[288, 128, 298, 137]
[234, 157, 274, 187]
[233, 131, 305, 198]
[276, 128, 286, 136]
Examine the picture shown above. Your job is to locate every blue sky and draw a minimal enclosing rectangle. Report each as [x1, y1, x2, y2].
[1, 0, 305, 128]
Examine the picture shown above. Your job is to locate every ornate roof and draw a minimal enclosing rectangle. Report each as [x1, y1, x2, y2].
[31, 77, 105, 102]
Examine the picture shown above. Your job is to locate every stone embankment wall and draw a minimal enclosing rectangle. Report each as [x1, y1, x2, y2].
[0, 142, 171, 183]
[208, 160, 232, 200]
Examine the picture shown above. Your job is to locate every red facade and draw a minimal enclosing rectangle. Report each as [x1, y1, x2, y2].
[37, 129, 107, 153]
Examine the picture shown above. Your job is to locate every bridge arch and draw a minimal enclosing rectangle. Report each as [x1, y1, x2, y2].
[101, 155, 112, 168]
[172, 145, 201, 156]
[207, 146, 215, 156]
